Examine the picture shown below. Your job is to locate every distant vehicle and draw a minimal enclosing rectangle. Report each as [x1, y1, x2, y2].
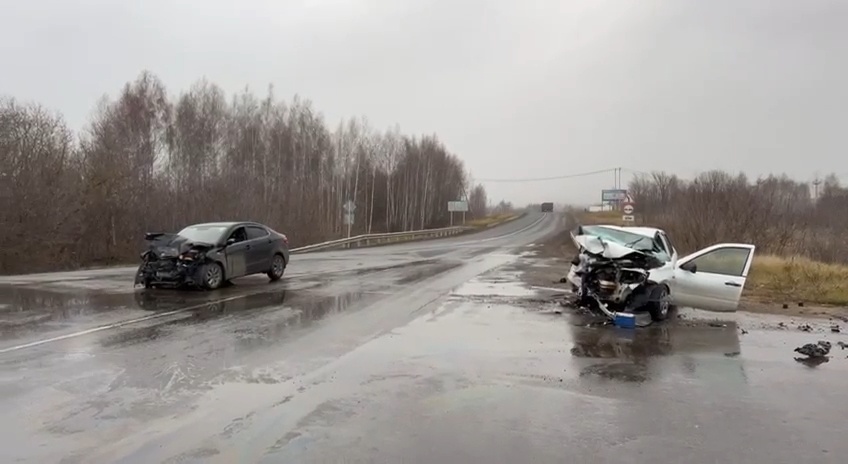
[541, 202, 554, 212]
[134, 221, 290, 290]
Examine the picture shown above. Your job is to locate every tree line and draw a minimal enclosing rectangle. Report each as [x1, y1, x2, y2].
[0, 71, 489, 275]
[628, 170, 848, 263]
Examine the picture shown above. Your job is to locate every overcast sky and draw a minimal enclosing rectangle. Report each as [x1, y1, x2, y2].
[2, 0, 846, 205]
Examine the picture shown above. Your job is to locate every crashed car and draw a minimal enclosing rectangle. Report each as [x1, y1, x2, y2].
[565, 224, 756, 321]
[134, 221, 290, 290]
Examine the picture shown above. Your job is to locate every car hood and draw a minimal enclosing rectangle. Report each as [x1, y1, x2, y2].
[145, 233, 216, 257]
[572, 234, 646, 259]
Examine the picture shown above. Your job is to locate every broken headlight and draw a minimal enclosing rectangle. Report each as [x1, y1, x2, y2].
[158, 247, 179, 258]
[180, 249, 206, 261]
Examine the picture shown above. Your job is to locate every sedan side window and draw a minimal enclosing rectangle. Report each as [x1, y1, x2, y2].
[228, 227, 247, 243]
[687, 247, 750, 277]
[246, 226, 269, 240]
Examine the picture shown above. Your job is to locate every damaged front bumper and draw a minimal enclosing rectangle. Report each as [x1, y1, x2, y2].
[134, 258, 203, 288]
[564, 264, 667, 326]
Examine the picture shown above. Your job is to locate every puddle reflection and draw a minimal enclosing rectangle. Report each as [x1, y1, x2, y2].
[569, 319, 743, 383]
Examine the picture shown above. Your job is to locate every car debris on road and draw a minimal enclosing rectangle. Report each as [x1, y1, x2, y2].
[794, 340, 832, 366]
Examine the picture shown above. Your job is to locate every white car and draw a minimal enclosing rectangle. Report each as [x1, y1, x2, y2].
[565, 224, 756, 321]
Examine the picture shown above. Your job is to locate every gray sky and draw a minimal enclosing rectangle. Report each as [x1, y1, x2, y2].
[2, 0, 846, 205]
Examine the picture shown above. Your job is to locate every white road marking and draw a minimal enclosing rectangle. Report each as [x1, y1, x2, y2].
[0, 294, 248, 354]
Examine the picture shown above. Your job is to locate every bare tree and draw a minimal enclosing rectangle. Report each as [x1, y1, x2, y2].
[0, 71, 489, 274]
[628, 169, 848, 263]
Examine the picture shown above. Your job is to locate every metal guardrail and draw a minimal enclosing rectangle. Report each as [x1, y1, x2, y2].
[289, 226, 474, 254]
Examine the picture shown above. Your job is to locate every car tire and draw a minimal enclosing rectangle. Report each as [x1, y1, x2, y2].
[200, 262, 225, 290]
[649, 285, 671, 322]
[135, 263, 154, 288]
[268, 254, 286, 281]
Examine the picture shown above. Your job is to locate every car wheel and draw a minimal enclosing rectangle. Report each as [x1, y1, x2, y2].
[649, 285, 670, 322]
[201, 262, 224, 290]
[268, 254, 286, 281]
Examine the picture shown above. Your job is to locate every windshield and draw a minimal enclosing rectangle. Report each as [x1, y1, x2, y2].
[580, 225, 669, 261]
[177, 225, 229, 244]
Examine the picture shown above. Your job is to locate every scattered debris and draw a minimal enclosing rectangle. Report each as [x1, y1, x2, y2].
[837, 341, 847, 350]
[740, 328, 749, 335]
[794, 340, 831, 359]
[798, 302, 805, 307]
[798, 323, 813, 332]
[778, 322, 787, 329]
[831, 324, 841, 333]
[782, 303, 789, 309]
[724, 351, 741, 357]
[708, 322, 727, 328]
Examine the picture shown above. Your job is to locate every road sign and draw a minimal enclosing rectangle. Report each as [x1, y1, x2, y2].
[622, 215, 635, 222]
[602, 189, 628, 202]
[623, 204, 634, 215]
[343, 211, 354, 225]
[448, 201, 468, 212]
[343, 200, 356, 212]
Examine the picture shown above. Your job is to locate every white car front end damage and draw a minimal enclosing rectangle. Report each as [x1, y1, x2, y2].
[565, 224, 756, 322]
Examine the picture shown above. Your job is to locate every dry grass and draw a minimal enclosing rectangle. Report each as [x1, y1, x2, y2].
[579, 210, 626, 225]
[746, 254, 848, 306]
[466, 213, 517, 228]
[576, 211, 848, 306]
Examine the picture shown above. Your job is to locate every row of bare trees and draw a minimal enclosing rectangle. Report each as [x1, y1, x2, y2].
[628, 171, 848, 263]
[0, 71, 490, 274]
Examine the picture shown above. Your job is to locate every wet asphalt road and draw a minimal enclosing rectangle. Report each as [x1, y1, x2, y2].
[2, 211, 848, 463]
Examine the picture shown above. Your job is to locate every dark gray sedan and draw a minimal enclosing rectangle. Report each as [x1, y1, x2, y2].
[134, 221, 290, 290]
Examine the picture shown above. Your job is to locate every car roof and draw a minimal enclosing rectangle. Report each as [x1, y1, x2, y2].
[184, 221, 264, 229]
[584, 224, 664, 238]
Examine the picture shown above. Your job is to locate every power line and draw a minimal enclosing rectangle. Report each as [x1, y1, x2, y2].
[474, 168, 618, 183]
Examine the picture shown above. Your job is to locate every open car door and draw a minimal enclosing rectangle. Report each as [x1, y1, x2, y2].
[669, 243, 756, 312]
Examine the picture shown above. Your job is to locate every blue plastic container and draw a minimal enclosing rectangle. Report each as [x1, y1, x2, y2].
[613, 312, 636, 329]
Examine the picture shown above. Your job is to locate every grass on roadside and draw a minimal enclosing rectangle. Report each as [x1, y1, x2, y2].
[746, 254, 848, 306]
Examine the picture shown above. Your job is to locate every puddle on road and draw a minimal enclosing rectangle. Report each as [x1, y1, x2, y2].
[0, 276, 339, 341]
[98, 290, 377, 351]
[394, 261, 463, 285]
[450, 271, 535, 298]
[0, 287, 138, 337]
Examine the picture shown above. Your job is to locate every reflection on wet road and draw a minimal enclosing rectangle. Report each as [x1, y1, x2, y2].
[1, 212, 847, 463]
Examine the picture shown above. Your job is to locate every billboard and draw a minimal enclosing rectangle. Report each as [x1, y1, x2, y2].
[448, 201, 468, 212]
[601, 189, 628, 202]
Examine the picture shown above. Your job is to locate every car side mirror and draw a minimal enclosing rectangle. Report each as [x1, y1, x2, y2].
[681, 262, 697, 273]
[226, 238, 236, 246]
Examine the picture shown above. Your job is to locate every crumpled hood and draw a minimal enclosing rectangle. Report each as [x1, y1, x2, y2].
[145, 233, 214, 257]
[572, 234, 646, 259]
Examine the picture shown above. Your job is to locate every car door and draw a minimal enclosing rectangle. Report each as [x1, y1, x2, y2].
[245, 225, 274, 274]
[224, 226, 249, 279]
[669, 243, 756, 312]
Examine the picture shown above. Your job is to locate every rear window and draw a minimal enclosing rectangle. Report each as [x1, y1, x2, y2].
[246, 225, 269, 240]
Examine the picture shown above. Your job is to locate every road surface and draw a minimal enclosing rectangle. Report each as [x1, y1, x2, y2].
[1, 211, 847, 463]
